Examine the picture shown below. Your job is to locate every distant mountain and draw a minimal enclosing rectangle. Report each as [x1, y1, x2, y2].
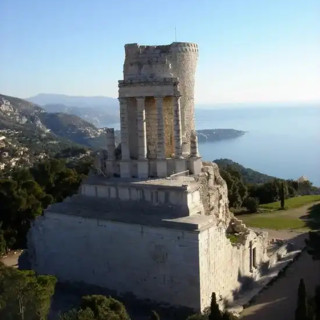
[0, 94, 87, 169]
[197, 129, 245, 143]
[0, 94, 108, 170]
[27, 93, 118, 107]
[214, 159, 276, 184]
[27, 94, 119, 128]
[38, 112, 107, 149]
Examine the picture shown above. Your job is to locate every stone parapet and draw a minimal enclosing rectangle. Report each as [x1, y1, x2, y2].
[169, 42, 199, 53]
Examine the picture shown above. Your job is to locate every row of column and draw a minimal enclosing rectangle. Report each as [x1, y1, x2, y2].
[119, 96, 183, 161]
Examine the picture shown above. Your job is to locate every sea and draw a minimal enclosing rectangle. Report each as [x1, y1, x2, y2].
[195, 105, 320, 187]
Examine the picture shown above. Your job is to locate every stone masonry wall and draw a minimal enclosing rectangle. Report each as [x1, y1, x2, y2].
[145, 97, 157, 159]
[28, 213, 202, 310]
[199, 225, 267, 310]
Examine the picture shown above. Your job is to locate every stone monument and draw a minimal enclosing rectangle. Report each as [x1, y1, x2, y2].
[28, 42, 272, 312]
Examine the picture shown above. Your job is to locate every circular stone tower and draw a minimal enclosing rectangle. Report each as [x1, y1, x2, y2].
[118, 42, 200, 178]
[168, 42, 199, 153]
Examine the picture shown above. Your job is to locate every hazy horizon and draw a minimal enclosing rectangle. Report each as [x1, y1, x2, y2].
[2, 91, 319, 110]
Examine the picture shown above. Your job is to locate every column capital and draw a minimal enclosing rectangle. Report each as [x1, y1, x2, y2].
[118, 97, 127, 102]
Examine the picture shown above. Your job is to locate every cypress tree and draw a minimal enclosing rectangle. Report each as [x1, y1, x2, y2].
[209, 292, 222, 320]
[222, 312, 231, 320]
[280, 181, 285, 209]
[150, 310, 160, 320]
[222, 311, 238, 320]
[295, 279, 308, 320]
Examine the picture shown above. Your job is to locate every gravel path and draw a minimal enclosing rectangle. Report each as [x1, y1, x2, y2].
[241, 250, 320, 320]
[241, 201, 320, 320]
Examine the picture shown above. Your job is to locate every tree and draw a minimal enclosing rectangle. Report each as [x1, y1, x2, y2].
[150, 310, 160, 320]
[295, 279, 309, 320]
[209, 292, 222, 320]
[279, 181, 288, 209]
[0, 226, 6, 255]
[60, 308, 95, 320]
[243, 197, 259, 213]
[298, 181, 313, 195]
[222, 312, 238, 320]
[256, 179, 281, 204]
[186, 314, 208, 320]
[0, 262, 56, 320]
[220, 168, 247, 209]
[287, 180, 299, 197]
[0, 176, 52, 248]
[60, 295, 130, 320]
[31, 159, 83, 202]
[0, 158, 85, 251]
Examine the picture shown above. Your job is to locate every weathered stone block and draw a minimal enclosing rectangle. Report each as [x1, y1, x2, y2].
[156, 159, 168, 178]
[175, 158, 187, 173]
[105, 160, 115, 177]
[137, 160, 149, 179]
[120, 161, 131, 178]
[189, 157, 202, 175]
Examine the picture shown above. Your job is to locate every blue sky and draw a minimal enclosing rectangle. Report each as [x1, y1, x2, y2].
[1, 0, 319, 104]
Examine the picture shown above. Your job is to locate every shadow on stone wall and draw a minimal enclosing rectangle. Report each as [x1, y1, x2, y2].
[48, 281, 194, 320]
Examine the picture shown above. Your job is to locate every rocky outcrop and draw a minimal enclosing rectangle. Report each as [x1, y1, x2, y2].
[0, 94, 109, 150]
[196, 162, 231, 224]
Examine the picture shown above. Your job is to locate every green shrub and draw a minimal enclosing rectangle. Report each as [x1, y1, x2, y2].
[244, 197, 259, 213]
[60, 295, 129, 320]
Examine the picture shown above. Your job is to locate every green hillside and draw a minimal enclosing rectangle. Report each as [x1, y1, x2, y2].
[214, 158, 275, 184]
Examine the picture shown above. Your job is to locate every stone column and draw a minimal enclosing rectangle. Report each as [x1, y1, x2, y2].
[173, 95, 187, 174]
[119, 98, 130, 160]
[174, 95, 183, 158]
[155, 97, 165, 159]
[105, 128, 115, 177]
[190, 130, 200, 157]
[105, 128, 115, 160]
[136, 97, 148, 178]
[136, 97, 147, 160]
[155, 96, 168, 178]
[188, 129, 202, 175]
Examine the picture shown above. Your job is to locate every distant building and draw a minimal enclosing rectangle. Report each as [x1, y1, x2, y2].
[297, 176, 309, 183]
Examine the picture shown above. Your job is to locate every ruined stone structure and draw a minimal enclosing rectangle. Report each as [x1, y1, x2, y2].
[28, 42, 271, 312]
[100, 42, 201, 179]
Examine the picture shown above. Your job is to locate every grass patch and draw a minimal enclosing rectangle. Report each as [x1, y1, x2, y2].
[227, 234, 240, 244]
[260, 195, 320, 211]
[240, 215, 306, 230]
[240, 201, 320, 230]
